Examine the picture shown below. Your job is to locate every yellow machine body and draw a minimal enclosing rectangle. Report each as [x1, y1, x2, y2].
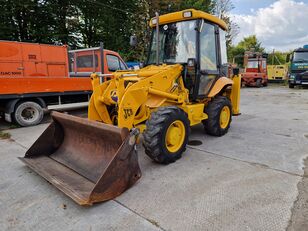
[20, 9, 241, 206]
[149, 8, 227, 30]
[89, 64, 241, 131]
[267, 65, 288, 81]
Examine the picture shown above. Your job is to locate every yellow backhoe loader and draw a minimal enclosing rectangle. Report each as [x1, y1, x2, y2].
[19, 9, 241, 206]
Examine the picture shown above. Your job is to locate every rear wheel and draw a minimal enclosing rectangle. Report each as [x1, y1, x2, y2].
[13, 101, 44, 127]
[203, 96, 232, 136]
[143, 106, 190, 164]
[289, 83, 295, 88]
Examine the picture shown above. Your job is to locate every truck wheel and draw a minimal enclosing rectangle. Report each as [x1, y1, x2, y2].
[203, 96, 232, 137]
[263, 81, 268, 87]
[256, 79, 262, 88]
[289, 83, 295, 88]
[13, 101, 44, 127]
[143, 106, 190, 164]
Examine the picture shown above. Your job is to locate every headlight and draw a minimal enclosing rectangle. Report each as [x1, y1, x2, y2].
[183, 11, 192, 18]
[290, 74, 295, 79]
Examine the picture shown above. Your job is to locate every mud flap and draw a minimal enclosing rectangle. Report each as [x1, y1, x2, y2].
[19, 111, 141, 206]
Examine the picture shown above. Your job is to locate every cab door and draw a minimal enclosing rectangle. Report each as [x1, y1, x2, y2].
[196, 22, 220, 99]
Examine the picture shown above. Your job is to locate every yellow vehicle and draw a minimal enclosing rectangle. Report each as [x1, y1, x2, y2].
[267, 64, 288, 82]
[20, 9, 241, 205]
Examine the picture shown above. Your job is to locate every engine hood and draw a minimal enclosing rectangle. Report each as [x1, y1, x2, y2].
[112, 64, 183, 80]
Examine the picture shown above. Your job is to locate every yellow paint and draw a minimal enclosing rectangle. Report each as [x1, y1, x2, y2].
[180, 104, 208, 126]
[267, 65, 287, 80]
[149, 9, 227, 30]
[220, 106, 231, 129]
[208, 77, 233, 98]
[230, 74, 241, 115]
[135, 124, 146, 133]
[87, 10, 241, 135]
[89, 69, 241, 131]
[89, 64, 185, 129]
[165, 120, 186, 153]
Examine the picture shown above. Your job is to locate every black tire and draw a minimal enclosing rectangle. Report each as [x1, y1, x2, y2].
[143, 106, 190, 164]
[256, 79, 262, 88]
[203, 96, 232, 137]
[13, 101, 44, 127]
[289, 83, 295, 88]
[263, 81, 268, 87]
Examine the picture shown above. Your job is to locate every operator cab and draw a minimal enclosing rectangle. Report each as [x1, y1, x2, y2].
[146, 9, 228, 100]
[246, 58, 267, 73]
[290, 49, 308, 63]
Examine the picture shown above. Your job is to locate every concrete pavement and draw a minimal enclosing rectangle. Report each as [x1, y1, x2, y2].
[0, 85, 307, 230]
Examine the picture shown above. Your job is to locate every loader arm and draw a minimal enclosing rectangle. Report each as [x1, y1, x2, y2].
[89, 64, 187, 129]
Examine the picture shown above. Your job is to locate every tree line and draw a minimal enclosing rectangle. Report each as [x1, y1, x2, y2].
[0, 0, 237, 61]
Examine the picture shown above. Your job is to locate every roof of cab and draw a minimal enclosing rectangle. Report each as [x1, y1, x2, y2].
[149, 9, 227, 30]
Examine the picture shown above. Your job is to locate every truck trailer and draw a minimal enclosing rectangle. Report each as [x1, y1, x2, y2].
[0, 40, 127, 126]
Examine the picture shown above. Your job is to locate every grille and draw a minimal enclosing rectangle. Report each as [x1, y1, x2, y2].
[292, 69, 306, 74]
[300, 75, 308, 80]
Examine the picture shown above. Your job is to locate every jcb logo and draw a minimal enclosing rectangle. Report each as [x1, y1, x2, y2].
[123, 108, 133, 120]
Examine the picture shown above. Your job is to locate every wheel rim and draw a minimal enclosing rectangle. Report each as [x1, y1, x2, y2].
[21, 107, 39, 122]
[220, 106, 231, 129]
[165, 120, 186, 153]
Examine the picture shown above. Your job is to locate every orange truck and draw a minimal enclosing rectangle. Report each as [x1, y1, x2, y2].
[0, 40, 127, 126]
[241, 51, 268, 87]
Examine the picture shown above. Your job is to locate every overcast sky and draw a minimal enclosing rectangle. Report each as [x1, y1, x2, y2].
[230, 0, 308, 52]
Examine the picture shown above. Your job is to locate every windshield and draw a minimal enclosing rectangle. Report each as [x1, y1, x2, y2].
[247, 61, 259, 68]
[293, 52, 308, 63]
[147, 20, 197, 65]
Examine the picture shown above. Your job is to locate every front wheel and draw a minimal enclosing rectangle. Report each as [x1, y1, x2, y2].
[143, 107, 190, 164]
[203, 96, 232, 136]
[289, 83, 295, 88]
[13, 101, 44, 127]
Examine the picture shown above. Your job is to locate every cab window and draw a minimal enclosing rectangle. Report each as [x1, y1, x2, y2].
[76, 55, 98, 68]
[107, 55, 127, 71]
[199, 22, 218, 96]
[247, 61, 258, 68]
[200, 23, 217, 71]
[219, 29, 228, 65]
[120, 60, 127, 70]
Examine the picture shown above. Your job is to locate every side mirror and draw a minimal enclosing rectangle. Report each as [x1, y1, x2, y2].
[130, 35, 137, 47]
[286, 54, 290, 63]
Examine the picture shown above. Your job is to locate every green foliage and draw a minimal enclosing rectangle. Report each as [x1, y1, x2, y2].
[0, 0, 237, 62]
[267, 52, 288, 65]
[0, 131, 11, 139]
[228, 35, 265, 67]
[178, 0, 216, 13]
[237, 35, 264, 52]
[228, 45, 245, 66]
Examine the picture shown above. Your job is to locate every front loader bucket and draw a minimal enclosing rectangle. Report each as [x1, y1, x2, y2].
[19, 112, 141, 206]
